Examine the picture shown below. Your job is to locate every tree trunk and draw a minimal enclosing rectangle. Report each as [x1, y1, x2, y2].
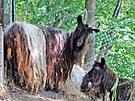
[4, 0, 12, 29]
[0, 0, 4, 99]
[0, 0, 11, 99]
[84, 0, 96, 70]
[0, 26, 4, 85]
[85, 0, 95, 26]
[0, 26, 5, 100]
[0, 0, 4, 28]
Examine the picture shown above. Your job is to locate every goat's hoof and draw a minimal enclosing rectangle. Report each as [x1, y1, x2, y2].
[44, 85, 52, 92]
[52, 85, 58, 93]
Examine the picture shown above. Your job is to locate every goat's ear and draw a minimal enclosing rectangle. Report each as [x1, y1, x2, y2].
[88, 27, 100, 33]
[92, 28, 100, 33]
[86, 24, 88, 27]
[77, 15, 82, 24]
[101, 58, 105, 66]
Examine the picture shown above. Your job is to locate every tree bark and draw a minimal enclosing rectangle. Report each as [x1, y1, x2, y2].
[0, 26, 4, 84]
[0, 0, 11, 99]
[0, 26, 4, 100]
[113, 0, 122, 18]
[0, 0, 4, 28]
[4, 0, 12, 29]
[84, 0, 96, 70]
[85, 0, 95, 26]
[0, 1, 4, 99]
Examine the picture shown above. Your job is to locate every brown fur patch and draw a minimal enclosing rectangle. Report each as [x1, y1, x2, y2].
[4, 22, 47, 94]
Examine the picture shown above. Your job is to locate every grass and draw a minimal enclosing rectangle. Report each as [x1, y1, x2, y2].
[59, 82, 89, 101]
[0, 82, 11, 100]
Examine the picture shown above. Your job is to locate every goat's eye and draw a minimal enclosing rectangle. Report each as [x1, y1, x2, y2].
[86, 75, 89, 78]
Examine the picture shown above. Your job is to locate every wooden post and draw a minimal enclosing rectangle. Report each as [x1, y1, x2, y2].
[0, 26, 4, 100]
[0, 26, 4, 84]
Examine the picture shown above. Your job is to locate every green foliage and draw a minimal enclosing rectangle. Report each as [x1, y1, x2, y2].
[96, 0, 135, 79]
[16, 0, 135, 79]
[16, 0, 85, 31]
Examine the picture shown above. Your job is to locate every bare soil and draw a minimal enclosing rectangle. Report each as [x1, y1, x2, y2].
[1, 83, 88, 101]
[9, 89, 65, 101]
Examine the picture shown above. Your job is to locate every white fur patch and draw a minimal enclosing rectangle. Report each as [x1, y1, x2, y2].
[88, 82, 92, 88]
[70, 64, 87, 88]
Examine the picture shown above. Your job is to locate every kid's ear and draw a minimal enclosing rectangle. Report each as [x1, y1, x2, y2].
[101, 58, 105, 66]
[77, 15, 82, 24]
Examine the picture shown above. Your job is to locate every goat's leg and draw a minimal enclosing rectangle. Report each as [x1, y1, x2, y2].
[53, 66, 61, 93]
[45, 62, 54, 91]
[9, 61, 14, 84]
[45, 74, 52, 91]
[7, 47, 14, 90]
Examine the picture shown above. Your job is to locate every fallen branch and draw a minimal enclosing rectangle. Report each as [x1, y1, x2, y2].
[97, 44, 113, 62]
[113, 0, 122, 18]
[55, 18, 64, 28]
[97, 0, 122, 60]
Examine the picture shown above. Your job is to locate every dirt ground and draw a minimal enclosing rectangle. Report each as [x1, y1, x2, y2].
[0, 83, 89, 101]
[9, 89, 65, 101]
